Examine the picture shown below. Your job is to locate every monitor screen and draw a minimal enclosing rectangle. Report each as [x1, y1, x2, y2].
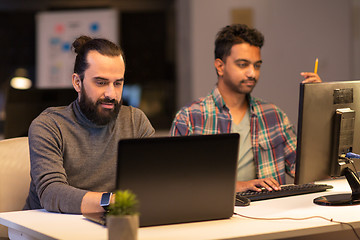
[122, 84, 141, 108]
[295, 80, 360, 205]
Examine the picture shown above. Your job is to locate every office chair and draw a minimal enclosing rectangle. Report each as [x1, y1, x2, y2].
[0, 137, 30, 238]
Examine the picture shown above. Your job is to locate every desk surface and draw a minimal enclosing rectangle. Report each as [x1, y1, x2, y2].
[1, 178, 360, 240]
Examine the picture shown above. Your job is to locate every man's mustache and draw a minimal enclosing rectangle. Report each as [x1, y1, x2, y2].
[97, 98, 117, 104]
[240, 77, 256, 83]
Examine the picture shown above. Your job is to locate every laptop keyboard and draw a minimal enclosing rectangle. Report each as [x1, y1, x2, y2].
[236, 183, 333, 202]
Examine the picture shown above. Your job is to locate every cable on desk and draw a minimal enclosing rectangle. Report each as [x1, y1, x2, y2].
[233, 212, 360, 240]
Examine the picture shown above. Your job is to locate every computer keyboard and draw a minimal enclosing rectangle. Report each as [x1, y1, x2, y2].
[236, 183, 333, 202]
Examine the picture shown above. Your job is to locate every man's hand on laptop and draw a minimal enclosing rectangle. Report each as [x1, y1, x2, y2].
[236, 178, 281, 192]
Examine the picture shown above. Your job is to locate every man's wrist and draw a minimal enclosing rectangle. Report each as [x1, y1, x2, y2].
[100, 192, 113, 211]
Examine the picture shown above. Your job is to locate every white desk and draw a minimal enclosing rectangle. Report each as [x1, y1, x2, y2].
[1, 178, 360, 240]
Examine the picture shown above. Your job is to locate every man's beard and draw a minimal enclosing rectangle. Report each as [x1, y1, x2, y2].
[235, 77, 257, 94]
[78, 87, 121, 126]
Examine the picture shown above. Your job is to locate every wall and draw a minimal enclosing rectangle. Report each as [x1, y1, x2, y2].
[353, 0, 360, 78]
[176, 0, 354, 128]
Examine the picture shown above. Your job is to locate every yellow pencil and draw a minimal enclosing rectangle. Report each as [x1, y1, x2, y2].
[314, 58, 318, 74]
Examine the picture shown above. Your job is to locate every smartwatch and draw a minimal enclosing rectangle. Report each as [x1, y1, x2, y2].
[100, 192, 113, 211]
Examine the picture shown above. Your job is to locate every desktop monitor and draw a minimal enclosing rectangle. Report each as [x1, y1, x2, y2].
[122, 84, 141, 108]
[295, 80, 360, 206]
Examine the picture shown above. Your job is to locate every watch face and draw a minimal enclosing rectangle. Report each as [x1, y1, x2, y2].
[100, 192, 112, 206]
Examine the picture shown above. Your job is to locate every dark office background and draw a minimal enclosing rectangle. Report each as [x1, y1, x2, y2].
[0, 0, 176, 137]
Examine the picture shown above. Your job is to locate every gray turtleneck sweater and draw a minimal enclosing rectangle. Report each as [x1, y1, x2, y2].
[24, 99, 155, 213]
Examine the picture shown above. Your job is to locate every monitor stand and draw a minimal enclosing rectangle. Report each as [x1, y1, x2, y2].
[314, 167, 360, 206]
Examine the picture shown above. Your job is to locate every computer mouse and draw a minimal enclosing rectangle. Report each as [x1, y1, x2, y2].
[235, 195, 251, 206]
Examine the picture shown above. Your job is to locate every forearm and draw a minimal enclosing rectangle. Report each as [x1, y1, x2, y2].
[81, 192, 104, 213]
[40, 182, 87, 213]
[43, 185, 106, 214]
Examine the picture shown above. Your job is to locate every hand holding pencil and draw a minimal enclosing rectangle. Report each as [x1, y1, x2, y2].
[300, 58, 322, 83]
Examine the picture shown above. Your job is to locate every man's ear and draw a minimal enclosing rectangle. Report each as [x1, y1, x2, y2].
[72, 74, 82, 93]
[214, 58, 224, 76]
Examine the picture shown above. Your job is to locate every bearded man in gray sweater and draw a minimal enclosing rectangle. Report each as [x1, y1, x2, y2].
[24, 36, 155, 214]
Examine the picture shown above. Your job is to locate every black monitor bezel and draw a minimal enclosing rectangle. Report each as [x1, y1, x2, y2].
[295, 80, 360, 185]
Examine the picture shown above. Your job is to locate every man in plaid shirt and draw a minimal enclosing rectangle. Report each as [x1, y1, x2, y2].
[170, 24, 322, 192]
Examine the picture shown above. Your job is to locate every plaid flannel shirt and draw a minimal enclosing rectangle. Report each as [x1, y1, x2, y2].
[170, 87, 296, 184]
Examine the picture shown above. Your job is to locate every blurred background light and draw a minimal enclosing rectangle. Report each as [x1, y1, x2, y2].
[10, 68, 32, 90]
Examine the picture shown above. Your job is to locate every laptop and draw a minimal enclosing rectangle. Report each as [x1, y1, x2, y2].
[84, 133, 239, 227]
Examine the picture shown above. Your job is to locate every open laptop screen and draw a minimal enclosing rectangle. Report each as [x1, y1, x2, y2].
[116, 133, 239, 227]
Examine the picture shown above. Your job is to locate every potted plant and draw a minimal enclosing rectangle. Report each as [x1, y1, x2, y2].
[107, 190, 139, 240]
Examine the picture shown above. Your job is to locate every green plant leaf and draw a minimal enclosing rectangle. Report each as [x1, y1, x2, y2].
[108, 189, 139, 216]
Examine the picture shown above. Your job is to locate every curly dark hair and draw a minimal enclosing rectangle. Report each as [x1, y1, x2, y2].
[214, 24, 264, 61]
[72, 35, 125, 81]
